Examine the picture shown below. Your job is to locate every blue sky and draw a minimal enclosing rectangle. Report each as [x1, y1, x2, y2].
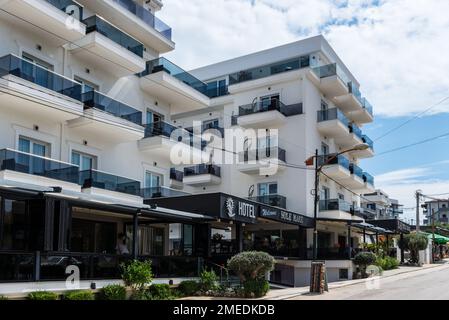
[157, 0, 449, 222]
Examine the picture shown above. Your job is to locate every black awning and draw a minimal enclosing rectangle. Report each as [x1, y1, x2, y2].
[146, 192, 314, 228]
[367, 219, 411, 234]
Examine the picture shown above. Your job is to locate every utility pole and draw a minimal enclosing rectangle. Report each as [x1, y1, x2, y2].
[415, 190, 422, 231]
[432, 208, 436, 263]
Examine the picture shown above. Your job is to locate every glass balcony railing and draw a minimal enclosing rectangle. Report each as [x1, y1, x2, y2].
[363, 172, 374, 186]
[184, 164, 221, 178]
[349, 163, 364, 179]
[312, 63, 351, 86]
[239, 147, 286, 163]
[317, 108, 349, 127]
[362, 98, 374, 116]
[0, 149, 79, 184]
[170, 168, 184, 182]
[362, 135, 374, 150]
[205, 80, 229, 98]
[239, 99, 302, 117]
[141, 186, 189, 199]
[144, 120, 193, 143]
[45, 0, 83, 19]
[249, 194, 287, 209]
[112, 0, 172, 41]
[82, 91, 142, 126]
[83, 15, 144, 57]
[79, 169, 141, 196]
[348, 82, 363, 105]
[349, 123, 363, 140]
[229, 55, 310, 85]
[140, 57, 208, 92]
[185, 123, 224, 137]
[317, 154, 350, 171]
[319, 199, 353, 214]
[0, 54, 82, 101]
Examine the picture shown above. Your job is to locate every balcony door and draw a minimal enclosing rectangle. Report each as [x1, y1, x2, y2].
[71, 151, 97, 171]
[18, 136, 50, 174]
[260, 94, 280, 111]
[22, 53, 53, 88]
[258, 182, 277, 196]
[146, 109, 164, 125]
[74, 76, 99, 93]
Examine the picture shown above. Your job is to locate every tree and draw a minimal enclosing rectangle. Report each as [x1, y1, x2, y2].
[402, 233, 429, 264]
[227, 251, 275, 282]
[353, 252, 377, 278]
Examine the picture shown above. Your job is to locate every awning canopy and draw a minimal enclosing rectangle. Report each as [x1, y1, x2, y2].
[367, 219, 411, 234]
[146, 192, 315, 228]
[422, 232, 449, 245]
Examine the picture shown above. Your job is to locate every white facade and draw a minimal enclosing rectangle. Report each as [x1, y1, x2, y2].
[0, 0, 379, 287]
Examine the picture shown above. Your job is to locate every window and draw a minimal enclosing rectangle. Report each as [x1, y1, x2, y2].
[145, 171, 163, 189]
[321, 186, 330, 201]
[338, 193, 345, 201]
[321, 99, 328, 111]
[22, 53, 54, 88]
[321, 142, 329, 156]
[339, 269, 349, 280]
[71, 151, 97, 171]
[146, 110, 164, 125]
[18, 136, 50, 157]
[203, 118, 219, 130]
[258, 182, 278, 196]
[74, 76, 99, 93]
[260, 94, 280, 110]
[1, 199, 27, 250]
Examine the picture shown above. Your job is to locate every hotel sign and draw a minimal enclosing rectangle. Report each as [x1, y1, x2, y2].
[221, 196, 257, 223]
[259, 205, 313, 227]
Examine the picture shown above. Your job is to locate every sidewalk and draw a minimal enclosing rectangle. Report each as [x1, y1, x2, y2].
[261, 261, 448, 300]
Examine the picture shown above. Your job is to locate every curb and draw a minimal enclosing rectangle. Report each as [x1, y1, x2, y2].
[263, 262, 448, 300]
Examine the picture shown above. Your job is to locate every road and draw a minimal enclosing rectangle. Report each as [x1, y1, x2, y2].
[288, 264, 449, 300]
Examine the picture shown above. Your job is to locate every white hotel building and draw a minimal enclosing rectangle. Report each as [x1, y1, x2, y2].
[0, 0, 402, 291]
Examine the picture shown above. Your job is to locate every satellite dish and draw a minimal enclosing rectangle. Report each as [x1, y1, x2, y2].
[248, 185, 255, 198]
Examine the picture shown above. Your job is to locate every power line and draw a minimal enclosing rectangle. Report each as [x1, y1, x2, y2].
[373, 95, 449, 142]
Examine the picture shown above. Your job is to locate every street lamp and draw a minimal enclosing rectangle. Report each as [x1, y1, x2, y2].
[305, 143, 370, 260]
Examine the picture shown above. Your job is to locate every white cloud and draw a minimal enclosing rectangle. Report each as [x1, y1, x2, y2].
[159, 0, 449, 117]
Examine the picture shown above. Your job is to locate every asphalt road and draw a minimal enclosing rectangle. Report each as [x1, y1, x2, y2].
[289, 264, 449, 300]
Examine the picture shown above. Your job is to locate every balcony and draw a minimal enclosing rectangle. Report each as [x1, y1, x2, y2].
[75, 0, 174, 53]
[237, 100, 302, 128]
[139, 58, 210, 112]
[238, 147, 286, 175]
[0, 149, 80, 192]
[185, 123, 225, 138]
[362, 172, 375, 193]
[183, 164, 221, 186]
[138, 121, 205, 163]
[333, 82, 364, 112]
[141, 186, 189, 199]
[249, 194, 287, 209]
[317, 108, 350, 138]
[67, 91, 144, 143]
[228, 55, 310, 88]
[0, 0, 85, 45]
[79, 169, 143, 204]
[308, 63, 350, 98]
[319, 199, 360, 222]
[169, 168, 184, 189]
[337, 122, 364, 148]
[345, 163, 366, 190]
[318, 154, 351, 180]
[350, 134, 374, 158]
[347, 98, 374, 124]
[67, 15, 145, 76]
[0, 54, 84, 121]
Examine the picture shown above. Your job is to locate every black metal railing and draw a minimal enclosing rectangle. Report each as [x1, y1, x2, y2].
[0, 251, 36, 282]
[184, 164, 221, 178]
[238, 99, 302, 117]
[239, 147, 286, 163]
[79, 169, 141, 196]
[170, 168, 183, 182]
[0, 149, 79, 184]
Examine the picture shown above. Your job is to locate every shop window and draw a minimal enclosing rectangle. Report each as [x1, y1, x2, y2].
[1, 199, 28, 250]
[70, 218, 117, 254]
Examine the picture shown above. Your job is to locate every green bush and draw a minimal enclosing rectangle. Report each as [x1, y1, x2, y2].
[121, 260, 153, 291]
[200, 269, 218, 291]
[101, 284, 127, 300]
[242, 279, 270, 298]
[64, 290, 95, 300]
[376, 256, 399, 271]
[227, 251, 275, 282]
[0, 295, 8, 300]
[28, 291, 59, 300]
[354, 252, 377, 267]
[148, 284, 174, 300]
[178, 280, 200, 296]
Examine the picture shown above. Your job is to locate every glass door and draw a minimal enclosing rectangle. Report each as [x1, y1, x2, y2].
[22, 53, 53, 88]
[18, 137, 50, 174]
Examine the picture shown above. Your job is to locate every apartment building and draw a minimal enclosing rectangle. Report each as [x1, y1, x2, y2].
[423, 200, 449, 225]
[0, 0, 388, 291]
[361, 189, 404, 220]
